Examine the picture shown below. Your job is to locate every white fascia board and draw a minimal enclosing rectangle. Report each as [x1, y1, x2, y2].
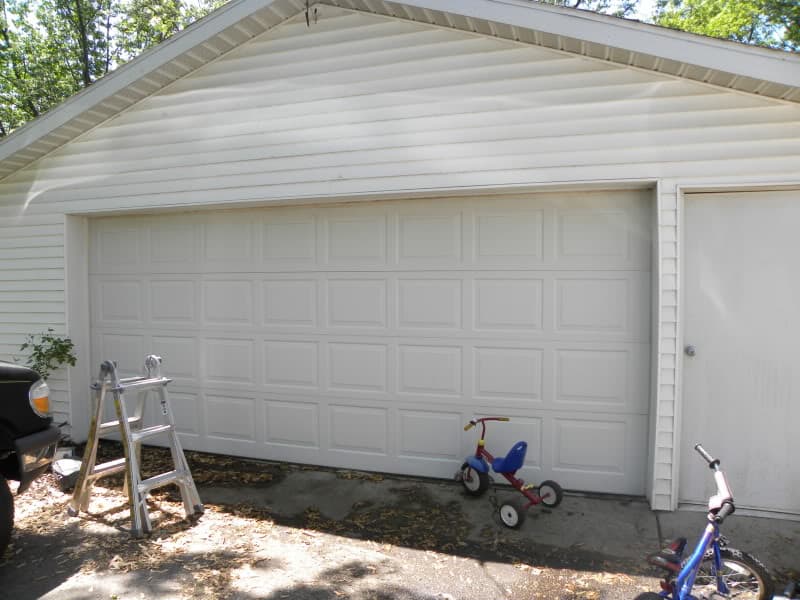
[0, 0, 281, 163]
[398, 0, 800, 88]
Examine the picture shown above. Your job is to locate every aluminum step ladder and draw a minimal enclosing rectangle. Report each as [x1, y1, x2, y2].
[67, 355, 203, 536]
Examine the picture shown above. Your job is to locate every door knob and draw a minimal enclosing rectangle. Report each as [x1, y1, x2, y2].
[684, 345, 696, 357]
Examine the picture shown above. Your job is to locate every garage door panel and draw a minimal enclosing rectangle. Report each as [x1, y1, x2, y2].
[397, 345, 462, 396]
[329, 404, 389, 455]
[206, 394, 257, 442]
[90, 191, 651, 494]
[474, 278, 544, 331]
[397, 213, 462, 265]
[327, 278, 387, 328]
[550, 412, 648, 494]
[264, 399, 320, 449]
[262, 279, 318, 327]
[324, 215, 387, 266]
[398, 409, 462, 461]
[397, 279, 463, 330]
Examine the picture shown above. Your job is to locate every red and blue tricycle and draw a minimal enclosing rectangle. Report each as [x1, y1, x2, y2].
[457, 416, 563, 528]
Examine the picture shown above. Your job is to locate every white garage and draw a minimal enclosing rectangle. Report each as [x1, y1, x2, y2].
[89, 190, 652, 494]
[2, 0, 799, 515]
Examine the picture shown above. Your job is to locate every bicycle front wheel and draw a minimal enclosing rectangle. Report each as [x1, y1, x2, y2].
[694, 547, 774, 600]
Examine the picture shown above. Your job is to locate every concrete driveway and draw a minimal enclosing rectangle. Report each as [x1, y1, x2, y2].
[0, 448, 796, 600]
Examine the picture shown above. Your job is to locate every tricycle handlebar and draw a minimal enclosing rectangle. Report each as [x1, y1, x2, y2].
[464, 416, 509, 431]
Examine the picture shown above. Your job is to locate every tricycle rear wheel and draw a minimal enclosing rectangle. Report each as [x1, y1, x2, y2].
[537, 480, 564, 508]
[460, 463, 489, 496]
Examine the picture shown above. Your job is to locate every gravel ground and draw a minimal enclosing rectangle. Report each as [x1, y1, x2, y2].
[0, 444, 669, 600]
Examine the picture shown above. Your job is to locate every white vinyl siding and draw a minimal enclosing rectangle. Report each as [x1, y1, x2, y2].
[0, 6, 798, 508]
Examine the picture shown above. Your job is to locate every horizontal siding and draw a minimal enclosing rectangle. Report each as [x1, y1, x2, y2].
[0, 5, 799, 506]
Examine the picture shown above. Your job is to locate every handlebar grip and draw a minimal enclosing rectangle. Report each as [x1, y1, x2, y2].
[498, 417, 510, 422]
[694, 444, 719, 468]
[714, 501, 735, 523]
[464, 421, 475, 431]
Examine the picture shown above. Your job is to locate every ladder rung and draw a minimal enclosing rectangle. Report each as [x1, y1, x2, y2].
[113, 377, 171, 393]
[88, 458, 127, 479]
[98, 416, 142, 435]
[139, 470, 183, 494]
[130, 424, 173, 442]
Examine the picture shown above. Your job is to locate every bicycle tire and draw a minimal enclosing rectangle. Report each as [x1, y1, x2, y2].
[693, 546, 774, 600]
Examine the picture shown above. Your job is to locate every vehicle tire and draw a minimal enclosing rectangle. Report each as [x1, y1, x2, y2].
[694, 546, 774, 600]
[498, 498, 527, 529]
[459, 463, 489, 497]
[632, 594, 663, 599]
[0, 476, 14, 557]
[537, 480, 564, 508]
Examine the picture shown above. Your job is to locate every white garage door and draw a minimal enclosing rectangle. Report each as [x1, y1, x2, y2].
[89, 191, 651, 494]
[682, 190, 800, 514]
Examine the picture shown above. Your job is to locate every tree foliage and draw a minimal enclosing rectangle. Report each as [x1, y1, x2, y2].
[655, 0, 798, 50]
[537, 0, 639, 18]
[0, 0, 224, 137]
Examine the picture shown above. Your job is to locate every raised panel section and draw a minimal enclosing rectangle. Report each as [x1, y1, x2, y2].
[96, 228, 140, 270]
[475, 279, 543, 330]
[398, 279, 461, 329]
[204, 338, 254, 385]
[474, 211, 543, 263]
[97, 280, 143, 323]
[265, 400, 319, 448]
[150, 224, 195, 266]
[556, 350, 627, 409]
[170, 392, 201, 436]
[264, 341, 318, 388]
[556, 278, 628, 332]
[398, 345, 461, 396]
[328, 343, 387, 392]
[263, 280, 317, 327]
[554, 418, 626, 474]
[397, 214, 461, 263]
[557, 210, 629, 260]
[398, 410, 461, 459]
[328, 279, 387, 328]
[151, 280, 197, 323]
[203, 280, 253, 324]
[474, 347, 543, 400]
[325, 216, 386, 265]
[329, 405, 388, 454]
[206, 395, 256, 441]
[204, 220, 254, 263]
[95, 333, 145, 377]
[263, 219, 316, 263]
[151, 336, 198, 379]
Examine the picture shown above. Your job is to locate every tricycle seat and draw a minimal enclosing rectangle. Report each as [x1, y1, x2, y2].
[492, 441, 527, 473]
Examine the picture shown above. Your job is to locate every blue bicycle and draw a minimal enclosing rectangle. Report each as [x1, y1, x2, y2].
[635, 444, 774, 600]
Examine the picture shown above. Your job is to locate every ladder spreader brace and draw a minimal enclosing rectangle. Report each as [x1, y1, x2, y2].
[67, 355, 203, 536]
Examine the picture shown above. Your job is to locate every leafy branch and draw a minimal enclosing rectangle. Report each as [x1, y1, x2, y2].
[18, 328, 77, 379]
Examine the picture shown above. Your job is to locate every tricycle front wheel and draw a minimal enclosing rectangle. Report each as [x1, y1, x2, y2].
[460, 463, 489, 496]
[499, 498, 527, 529]
[537, 480, 563, 508]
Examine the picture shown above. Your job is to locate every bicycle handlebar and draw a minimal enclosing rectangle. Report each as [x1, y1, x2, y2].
[694, 443, 735, 523]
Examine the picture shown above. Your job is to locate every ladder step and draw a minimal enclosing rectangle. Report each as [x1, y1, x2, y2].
[139, 469, 184, 494]
[113, 377, 171, 393]
[130, 424, 173, 442]
[98, 416, 142, 435]
[88, 458, 127, 479]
